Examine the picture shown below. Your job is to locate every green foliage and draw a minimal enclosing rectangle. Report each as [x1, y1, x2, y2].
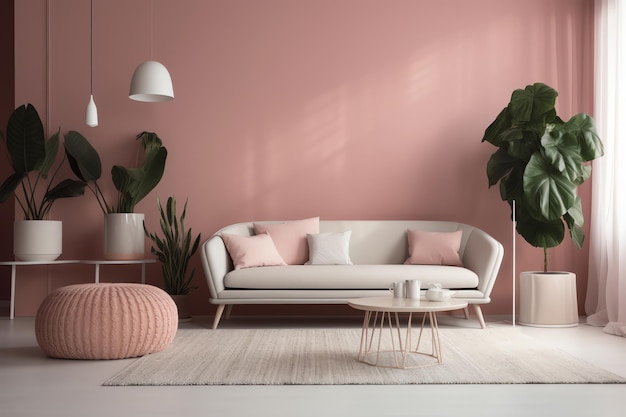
[482, 83, 604, 271]
[144, 195, 201, 295]
[64, 131, 167, 213]
[0, 104, 86, 220]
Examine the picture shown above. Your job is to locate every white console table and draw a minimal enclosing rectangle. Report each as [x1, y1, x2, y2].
[0, 259, 156, 319]
[81, 259, 156, 284]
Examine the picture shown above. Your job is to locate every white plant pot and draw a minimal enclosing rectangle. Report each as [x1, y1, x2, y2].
[104, 213, 145, 260]
[519, 271, 579, 327]
[14, 220, 62, 262]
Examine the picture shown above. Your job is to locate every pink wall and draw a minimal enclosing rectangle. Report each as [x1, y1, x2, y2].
[9, 0, 595, 317]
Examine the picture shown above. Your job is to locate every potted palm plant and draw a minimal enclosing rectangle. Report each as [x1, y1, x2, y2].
[482, 82, 604, 326]
[144, 195, 201, 321]
[64, 130, 167, 260]
[0, 104, 87, 261]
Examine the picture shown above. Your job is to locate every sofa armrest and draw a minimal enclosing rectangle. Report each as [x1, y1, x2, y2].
[461, 228, 504, 299]
[201, 234, 233, 300]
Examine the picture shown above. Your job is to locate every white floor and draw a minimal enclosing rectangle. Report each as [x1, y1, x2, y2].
[1, 314, 625, 417]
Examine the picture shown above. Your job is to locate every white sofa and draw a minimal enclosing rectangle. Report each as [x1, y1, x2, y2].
[201, 220, 504, 329]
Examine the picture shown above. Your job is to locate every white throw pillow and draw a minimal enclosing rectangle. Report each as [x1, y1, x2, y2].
[306, 231, 353, 265]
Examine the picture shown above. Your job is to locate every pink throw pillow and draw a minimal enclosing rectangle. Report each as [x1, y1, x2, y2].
[221, 232, 287, 270]
[253, 217, 320, 264]
[404, 229, 463, 266]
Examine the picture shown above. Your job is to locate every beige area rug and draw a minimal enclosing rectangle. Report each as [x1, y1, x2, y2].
[104, 328, 626, 386]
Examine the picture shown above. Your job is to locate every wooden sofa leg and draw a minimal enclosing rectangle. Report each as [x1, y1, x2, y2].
[473, 304, 487, 329]
[224, 304, 233, 320]
[463, 307, 470, 320]
[212, 304, 227, 330]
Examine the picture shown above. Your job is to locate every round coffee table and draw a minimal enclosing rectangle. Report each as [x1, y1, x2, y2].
[348, 297, 468, 369]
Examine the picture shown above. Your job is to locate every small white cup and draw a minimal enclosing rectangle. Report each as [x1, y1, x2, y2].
[405, 279, 421, 299]
[389, 282, 405, 298]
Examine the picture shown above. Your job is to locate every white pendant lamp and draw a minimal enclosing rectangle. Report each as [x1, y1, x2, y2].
[85, 0, 98, 127]
[129, 1, 174, 102]
[129, 60, 174, 102]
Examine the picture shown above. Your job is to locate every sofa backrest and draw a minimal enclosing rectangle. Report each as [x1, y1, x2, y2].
[319, 220, 471, 265]
[216, 220, 474, 265]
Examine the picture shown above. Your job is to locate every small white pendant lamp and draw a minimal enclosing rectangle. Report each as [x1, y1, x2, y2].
[86, 0, 98, 127]
[128, 0, 174, 102]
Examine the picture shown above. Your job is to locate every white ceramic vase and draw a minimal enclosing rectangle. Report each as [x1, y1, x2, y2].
[14, 220, 63, 262]
[104, 213, 145, 260]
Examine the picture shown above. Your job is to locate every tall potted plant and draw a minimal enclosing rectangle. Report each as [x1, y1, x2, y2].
[144, 195, 201, 321]
[64, 131, 167, 260]
[482, 82, 604, 326]
[0, 104, 87, 261]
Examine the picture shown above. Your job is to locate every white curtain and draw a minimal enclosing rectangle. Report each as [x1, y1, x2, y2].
[586, 0, 626, 337]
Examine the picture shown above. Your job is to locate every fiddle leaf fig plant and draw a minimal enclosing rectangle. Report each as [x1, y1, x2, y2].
[64, 130, 167, 214]
[482, 83, 604, 272]
[0, 104, 87, 220]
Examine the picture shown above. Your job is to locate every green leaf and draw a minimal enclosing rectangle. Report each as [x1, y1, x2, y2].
[45, 179, 86, 201]
[137, 131, 163, 153]
[504, 129, 541, 161]
[111, 134, 167, 213]
[509, 83, 558, 124]
[38, 129, 60, 178]
[516, 207, 565, 248]
[6, 104, 45, 174]
[64, 131, 102, 183]
[481, 107, 510, 147]
[540, 128, 583, 181]
[564, 217, 585, 249]
[565, 196, 584, 227]
[486, 148, 517, 187]
[0, 173, 25, 203]
[135, 146, 167, 202]
[498, 163, 525, 204]
[523, 152, 577, 221]
[562, 113, 604, 161]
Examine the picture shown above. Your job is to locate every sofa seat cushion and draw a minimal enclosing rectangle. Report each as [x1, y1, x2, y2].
[224, 265, 479, 290]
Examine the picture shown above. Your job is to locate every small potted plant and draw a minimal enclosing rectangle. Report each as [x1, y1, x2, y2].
[144, 195, 201, 321]
[64, 130, 167, 260]
[0, 104, 87, 261]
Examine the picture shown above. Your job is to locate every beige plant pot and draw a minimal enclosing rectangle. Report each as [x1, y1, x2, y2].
[519, 271, 579, 327]
[104, 213, 145, 260]
[14, 220, 62, 262]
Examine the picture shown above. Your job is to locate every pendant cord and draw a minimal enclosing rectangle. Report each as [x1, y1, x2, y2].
[150, 0, 154, 59]
[90, 0, 93, 94]
[45, 0, 50, 135]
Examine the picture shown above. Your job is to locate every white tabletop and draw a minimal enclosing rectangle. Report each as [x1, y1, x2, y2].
[80, 259, 156, 265]
[348, 296, 467, 313]
[0, 260, 80, 266]
[0, 259, 156, 266]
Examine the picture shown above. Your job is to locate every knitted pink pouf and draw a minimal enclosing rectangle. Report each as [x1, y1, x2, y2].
[35, 283, 178, 360]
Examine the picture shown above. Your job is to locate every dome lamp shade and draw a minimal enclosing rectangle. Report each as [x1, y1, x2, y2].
[129, 60, 174, 102]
